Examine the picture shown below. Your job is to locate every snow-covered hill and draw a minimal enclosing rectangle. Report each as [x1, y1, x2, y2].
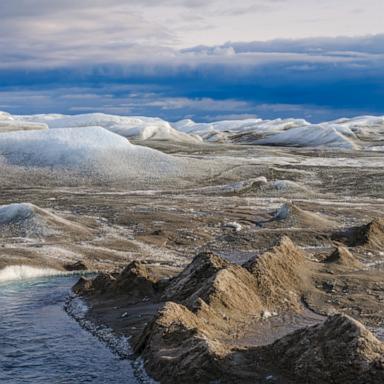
[254, 125, 358, 149]
[4, 111, 384, 150]
[14, 113, 202, 144]
[173, 118, 309, 143]
[0, 127, 185, 180]
[175, 115, 384, 149]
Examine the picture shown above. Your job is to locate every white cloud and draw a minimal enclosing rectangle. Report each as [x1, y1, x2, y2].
[0, 0, 383, 69]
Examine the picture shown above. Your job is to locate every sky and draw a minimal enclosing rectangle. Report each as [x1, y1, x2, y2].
[0, 0, 384, 122]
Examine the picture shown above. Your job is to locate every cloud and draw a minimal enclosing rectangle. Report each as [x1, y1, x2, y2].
[0, 0, 383, 121]
[1, 41, 383, 121]
[0, 0, 383, 69]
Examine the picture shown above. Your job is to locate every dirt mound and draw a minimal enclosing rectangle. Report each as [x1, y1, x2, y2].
[350, 218, 384, 249]
[161, 251, 263, 332]
[268, 314, 384, 383]
[245, 236, 310, 310]
[272, 202, 337, 230]
[136, 310, 384, 383]
[183, 265, 263, 332]
[73, 272, 117, 295]
[163, 251, 229, 302]
[113, 261, 174, 300]
[133, 238, 318, 382]
[74, 261, 177, 301]
[324, 246, 363, 269]
[76, 238, 384, 383]
[162, 250, 270, 321]
[135, 301, 227, 383]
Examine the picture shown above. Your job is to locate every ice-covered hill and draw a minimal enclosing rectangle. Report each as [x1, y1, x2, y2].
[173, 118, 309, 143]
[0, 127, 186, 182]
[6, 111, 384, 150]
[14, 113, 202, 144]
[329, 116, 384, 142]
[254, 125, 358, 149]
[174, 115, 384, 149]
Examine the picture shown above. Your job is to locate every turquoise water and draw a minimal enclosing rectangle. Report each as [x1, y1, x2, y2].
[0, 276, 138, 383]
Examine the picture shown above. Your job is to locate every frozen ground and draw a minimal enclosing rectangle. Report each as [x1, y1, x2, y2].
[0, 132, 383, 272]
[0, 111, 383, 383]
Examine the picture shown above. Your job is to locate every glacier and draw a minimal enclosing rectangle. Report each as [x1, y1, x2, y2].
[1, 110, 383, 150]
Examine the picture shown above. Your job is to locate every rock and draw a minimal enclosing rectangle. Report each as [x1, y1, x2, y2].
[134, 238, 315, 382]
[261, 310, 272, 320]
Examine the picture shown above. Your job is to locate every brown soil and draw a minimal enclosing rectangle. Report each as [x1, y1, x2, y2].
[351, 218, 384, 249]
[332, 218, 384, 251]
[324, 246, 364, 269]
[76, 235, 384, 383]
[236, 314, 384, 384]
[245, 236, 310, 310]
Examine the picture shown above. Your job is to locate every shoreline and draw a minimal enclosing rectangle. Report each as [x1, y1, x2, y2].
[64, 292, 156, 384]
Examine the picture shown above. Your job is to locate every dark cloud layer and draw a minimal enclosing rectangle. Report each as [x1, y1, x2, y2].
[1, 37, 384, 122]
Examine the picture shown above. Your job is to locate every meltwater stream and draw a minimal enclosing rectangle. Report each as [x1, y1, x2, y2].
[0, 275, 139, 384]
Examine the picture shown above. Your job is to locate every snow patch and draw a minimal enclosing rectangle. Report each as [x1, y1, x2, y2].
[224, 222, 242, 232]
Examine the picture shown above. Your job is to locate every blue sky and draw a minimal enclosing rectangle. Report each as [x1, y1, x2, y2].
[1, 0, 384, 122]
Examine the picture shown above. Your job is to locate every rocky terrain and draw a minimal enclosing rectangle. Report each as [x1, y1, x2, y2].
[0, 111, 383, 382]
